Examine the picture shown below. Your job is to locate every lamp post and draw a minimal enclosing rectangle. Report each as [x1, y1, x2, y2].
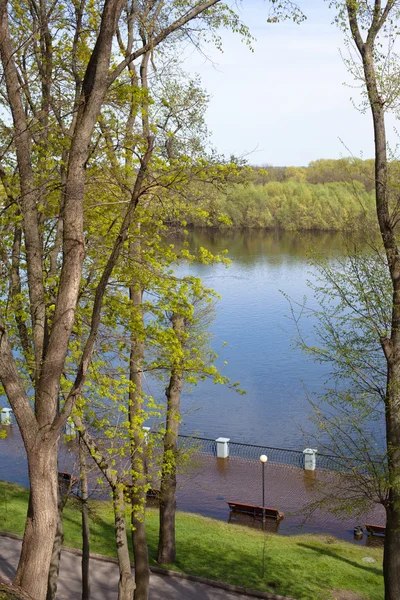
[259, 454, 268, 525]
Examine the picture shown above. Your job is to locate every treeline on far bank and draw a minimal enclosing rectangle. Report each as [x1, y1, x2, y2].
[188, 158, 378, 231]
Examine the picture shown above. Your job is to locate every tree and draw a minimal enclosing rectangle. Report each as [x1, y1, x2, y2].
[0, 1, 254, 597]
[74, 411, 136, 600]
[292, 246, 389, 518]
[157, 312, 185, 565]
[78, 56, 238, 597]
[318, 2, 400, 597]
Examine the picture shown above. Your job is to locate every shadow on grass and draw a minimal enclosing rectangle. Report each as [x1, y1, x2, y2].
[298, 543, 382, 576]
[153, 530, 316, 600]
[0, 484, 383, 600]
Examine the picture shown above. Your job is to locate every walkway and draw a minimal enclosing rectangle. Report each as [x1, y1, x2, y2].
[0, 535, 293, 600]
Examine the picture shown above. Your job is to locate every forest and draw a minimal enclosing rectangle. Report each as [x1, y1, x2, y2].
[187, 158, 378, 230]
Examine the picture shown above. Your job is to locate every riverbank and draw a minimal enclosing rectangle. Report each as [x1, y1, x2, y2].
[0, 429, 386, 541]
[0, 481, 383, 600]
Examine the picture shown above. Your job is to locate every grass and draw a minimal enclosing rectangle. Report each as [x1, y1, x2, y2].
[0, 480, 384, 600]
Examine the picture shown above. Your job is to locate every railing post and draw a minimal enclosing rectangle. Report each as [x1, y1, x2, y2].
[216, 437, 230, 459]
[0, 408, 13, 425]
[303, 448, 317, 471]
[143, 426, 151, 443]
[65, 418, 75, 436]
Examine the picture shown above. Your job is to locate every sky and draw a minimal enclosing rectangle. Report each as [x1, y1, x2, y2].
[182, 0, 399, 166]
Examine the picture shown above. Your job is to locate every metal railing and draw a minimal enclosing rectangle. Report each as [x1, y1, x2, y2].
[176, 434, 386, 474]
[177, 434, 217, 456]
[228, 441, 304, 468]
[177, 434, 306, 468]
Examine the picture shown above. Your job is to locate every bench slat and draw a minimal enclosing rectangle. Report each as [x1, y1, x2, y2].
[365, 523, 386, 536]
[227, 501, 284, 521]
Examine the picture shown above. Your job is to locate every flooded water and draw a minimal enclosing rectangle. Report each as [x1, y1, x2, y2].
[1, 228, 382, 453]
[0, 229, 388, 540]
[153, 228, 373, 448]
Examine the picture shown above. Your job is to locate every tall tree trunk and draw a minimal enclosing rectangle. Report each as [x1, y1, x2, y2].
[157, 314, 185, 564]
[79, 437, 90, 600]
[46, 507, 63, 600]
[129, 239, 150, 600]
[363, 48, 400, 600]
[131, 490, 149, 600]
[14, 446, 58, 599]
[46, 472, 72, 600]
[384, 482, 400, 599]
[383, 358, 400, 600]
[0, 0, 125, 595]
[345, 6, 400, 598]
[113, 487, 135, 600]
[75, 416, 136, 600]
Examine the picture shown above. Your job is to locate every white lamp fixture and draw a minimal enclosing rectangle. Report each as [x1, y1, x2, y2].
[259, 454, 268, 463]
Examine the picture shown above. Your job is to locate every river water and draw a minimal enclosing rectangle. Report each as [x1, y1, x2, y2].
[0, 229, 384, 477]
[148, 228, 359, 448]
[1, 228, 388, 540]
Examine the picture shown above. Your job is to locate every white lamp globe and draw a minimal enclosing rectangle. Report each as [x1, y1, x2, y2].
[259, 454, 268, 463]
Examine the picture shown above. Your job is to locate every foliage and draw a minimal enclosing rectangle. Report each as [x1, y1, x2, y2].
[192, 179, 376, 230]
[290, 244, 390, 516]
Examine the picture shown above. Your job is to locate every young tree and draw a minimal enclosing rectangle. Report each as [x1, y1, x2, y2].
[157, 312, 186, 565]
[293, 247, 389, 515]
[78, 436, 91, 600]
[334, 2, 400, 598]
[74, 412, 136, 600]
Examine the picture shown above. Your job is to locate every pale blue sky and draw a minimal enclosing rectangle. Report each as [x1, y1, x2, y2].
[183, 0, 398, 166]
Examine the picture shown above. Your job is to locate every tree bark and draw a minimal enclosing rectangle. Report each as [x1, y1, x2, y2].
[14, 446, 58, 599]
[157, 314, 185, 564]
[113, 487, 135, 600]
[131, 496, 149, 600]
[46, 473, 72, 600]
[79, 437, 90, 600]
[129, 240, 150, 600]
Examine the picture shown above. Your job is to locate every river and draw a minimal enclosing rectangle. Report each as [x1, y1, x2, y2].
[147, 228, 363, 448]
[0, 228, 385, 479]
[0, 228, 387, 539]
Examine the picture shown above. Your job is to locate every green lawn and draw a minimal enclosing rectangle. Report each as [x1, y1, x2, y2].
[0, 481, 384, 600]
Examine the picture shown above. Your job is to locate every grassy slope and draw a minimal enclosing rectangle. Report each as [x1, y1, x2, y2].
[0, 481, 383, 600]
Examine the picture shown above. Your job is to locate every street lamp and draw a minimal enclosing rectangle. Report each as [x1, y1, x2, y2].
[259, 454, 268, 525]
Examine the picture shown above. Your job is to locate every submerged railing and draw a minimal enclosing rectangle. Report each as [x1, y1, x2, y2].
[176, 433, 386, 475]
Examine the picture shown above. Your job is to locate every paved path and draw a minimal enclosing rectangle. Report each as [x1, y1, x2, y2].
[0, 535, 290, 600]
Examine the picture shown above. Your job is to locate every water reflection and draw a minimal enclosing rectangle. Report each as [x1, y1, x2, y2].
[366, 534, 385, 548]
[0, 230, 383, 452]
[179, 228, 363, 265]
[227, 512, 282, 533]
[167, 229, 361, 447]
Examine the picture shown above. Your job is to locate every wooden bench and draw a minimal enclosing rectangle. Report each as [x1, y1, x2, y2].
[227, 501, 284, 521]
[146, 488, 160, 500]
[365, 523, 386, 537]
